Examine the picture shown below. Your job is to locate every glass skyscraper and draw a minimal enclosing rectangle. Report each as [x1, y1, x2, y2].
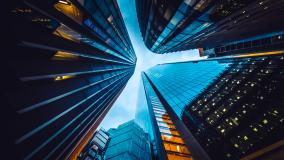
[104, 120, 151, 160]
[5, 0, 136, 159]
[141, 75, 197, 160]
[135, 0, 284, 54]
[143, 55, 284, 160]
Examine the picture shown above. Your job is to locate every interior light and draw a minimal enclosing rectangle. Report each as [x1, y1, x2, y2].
[263, 119, 268, 124]
[58, 0, 71, 5]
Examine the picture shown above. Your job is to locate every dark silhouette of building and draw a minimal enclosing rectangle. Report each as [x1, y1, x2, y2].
[136, 0, 284, 54]
[142, 54, 284, 160]
[5, 0, 136, 159]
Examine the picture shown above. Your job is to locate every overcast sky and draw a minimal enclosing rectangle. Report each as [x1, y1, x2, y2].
[99, 0, 203, 130]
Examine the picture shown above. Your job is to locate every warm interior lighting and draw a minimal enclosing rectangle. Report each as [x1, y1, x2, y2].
[58, 0, 71, 5]
[54, 0, 83, 24]
[234, 50, 284, 58]
[52, 51, 79, 61]
[54, 75, 75, 81]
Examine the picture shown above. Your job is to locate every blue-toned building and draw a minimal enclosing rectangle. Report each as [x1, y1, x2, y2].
[143, 55, 284, 160]
[104, 120, 152, 160]
[77, 128, 110, 160]
[5, 0, 135, 159]
[136, 0, 284, 54]
[140, 75, 200, 160]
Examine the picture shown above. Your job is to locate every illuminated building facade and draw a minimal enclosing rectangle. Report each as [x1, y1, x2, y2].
[140, 73, 208, 160]
[5, 0, 135, 159]
[182, 55, 284, 160]
[104, 120, 151, 160]
[135, 0, 284, 54]
[143, 55, 284, 160]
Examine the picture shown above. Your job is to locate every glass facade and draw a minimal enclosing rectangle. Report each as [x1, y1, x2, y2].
[182, 55, 284, 160]
[78, 129, 110, 160]
[143, 55, 284, 160]
[207, 32, 284, 57]
[6, 0, 136, 160]
[104, 120, 151, 160]
[145, 61, 230, 117]
[136, 0, 284, 54]
[142, 74, 193, 160]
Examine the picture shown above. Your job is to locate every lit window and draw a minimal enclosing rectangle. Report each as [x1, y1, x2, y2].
[54, 75, 74, 81]
[52, 51, 78, 60]
[107, 15, 113, 23]
[54, 0, 83, 24]
[263, 119, 268, 124]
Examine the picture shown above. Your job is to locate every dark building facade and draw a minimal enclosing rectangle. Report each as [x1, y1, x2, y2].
[143, 55, 284, 160]
[201, 32, 284, 58]
[5, 0, 135, 159]
[135, 0, 284, 54]
[104, 120, 151, 160]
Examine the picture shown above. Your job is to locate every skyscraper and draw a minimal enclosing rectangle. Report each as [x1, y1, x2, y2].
[104, 120, 152, 160]
[143, 55, 284, 160]
[136, 0, 284, 54]
[5, 0, 136, 159]
[141, 75, 200, 160]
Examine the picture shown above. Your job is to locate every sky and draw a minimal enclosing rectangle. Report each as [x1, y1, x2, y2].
[99, 0, 204, 130]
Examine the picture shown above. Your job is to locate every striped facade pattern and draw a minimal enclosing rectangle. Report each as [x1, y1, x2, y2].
[6, 0, 135, 159]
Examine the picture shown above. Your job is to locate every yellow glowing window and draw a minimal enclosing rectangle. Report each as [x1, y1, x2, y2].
[163, 142, 190, 154]
[54, 75, 75, 81]
[167, 154, 193, 160]
[235, 50, 284, 58]
[52, 51, 79, 61]
[54, 0, 83, 24]
[161, 134, 184, 144]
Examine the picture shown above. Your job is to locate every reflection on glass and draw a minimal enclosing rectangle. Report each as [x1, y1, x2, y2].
[52, 51, 79, 61]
